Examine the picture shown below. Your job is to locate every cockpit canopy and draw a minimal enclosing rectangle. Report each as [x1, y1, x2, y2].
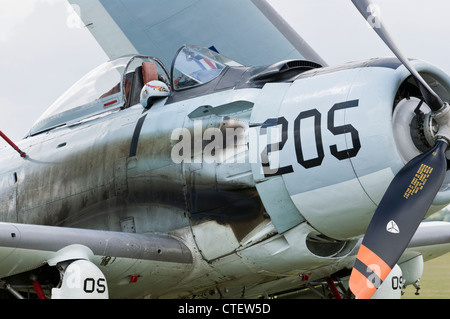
[171, 45, 242, 90]
[29, 46, 241, 136]
[29, 55, 170, 136]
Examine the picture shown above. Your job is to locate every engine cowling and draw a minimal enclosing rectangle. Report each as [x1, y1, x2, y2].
[250, 58, 450, 239]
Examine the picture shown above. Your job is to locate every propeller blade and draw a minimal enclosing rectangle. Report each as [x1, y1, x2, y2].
[350, 0, 450, 299]
[351, 0, 444, 111]
[349, 139, 448, 298]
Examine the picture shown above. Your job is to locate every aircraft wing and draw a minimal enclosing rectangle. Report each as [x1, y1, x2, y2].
[0, 222, 193, 298]
[68, 0, 327, 67]
[406, 221, 450, 260]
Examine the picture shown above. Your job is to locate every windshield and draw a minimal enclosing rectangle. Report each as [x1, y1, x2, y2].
[171, 45, 242, 91]
[30, 55, 170, 135]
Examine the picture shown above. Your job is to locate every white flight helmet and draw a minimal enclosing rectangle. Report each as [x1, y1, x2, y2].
[140, 80, 170, 108]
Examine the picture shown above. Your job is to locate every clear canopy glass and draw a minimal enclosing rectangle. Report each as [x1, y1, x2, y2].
[29, 46, 237, 136]
[171, 45, 242, 91]
[30, 55, 170, 136]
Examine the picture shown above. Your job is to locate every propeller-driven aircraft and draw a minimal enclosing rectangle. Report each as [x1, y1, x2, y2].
[1, 0, 450, 299]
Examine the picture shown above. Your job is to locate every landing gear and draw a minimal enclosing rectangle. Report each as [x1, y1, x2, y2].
[0, 245, 109, 299]
[0, 264, 59, 299]
[413, 281, 421, 295]
[305, 277, 353, 299]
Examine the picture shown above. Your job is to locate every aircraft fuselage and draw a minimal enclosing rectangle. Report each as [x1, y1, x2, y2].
[2, 54, 450, 298]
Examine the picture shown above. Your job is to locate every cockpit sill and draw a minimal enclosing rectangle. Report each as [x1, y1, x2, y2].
[26, 45, 323, 137]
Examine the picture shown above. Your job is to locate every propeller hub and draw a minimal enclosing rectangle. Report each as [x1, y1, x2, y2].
[393, 98, 435, 162]
[393, 98, 450, 165]
[432, 102, 450, 144]
[422, 112, 439, 147]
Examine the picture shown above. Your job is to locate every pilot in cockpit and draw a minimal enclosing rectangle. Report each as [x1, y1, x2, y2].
[138, 61, 170, 108]
[100, 61, 169, 108]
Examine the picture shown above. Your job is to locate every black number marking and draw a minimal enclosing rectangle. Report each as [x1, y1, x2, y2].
[294, 109, 325, 169]
[83, 277, 107, 294]
[259, 99, 361, 175]
[328, 100, 361, 160]
[260, 117, 294, 177]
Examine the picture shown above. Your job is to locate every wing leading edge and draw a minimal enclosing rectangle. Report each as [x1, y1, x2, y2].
[0, 222, 193, 298]
[68, 0, 326, 67]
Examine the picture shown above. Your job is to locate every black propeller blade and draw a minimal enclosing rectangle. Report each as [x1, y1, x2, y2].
[349, 0, 450, 298]
[349, 139, 447, 298]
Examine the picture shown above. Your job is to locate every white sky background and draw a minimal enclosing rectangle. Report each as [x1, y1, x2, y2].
[0, 0, 450, 141]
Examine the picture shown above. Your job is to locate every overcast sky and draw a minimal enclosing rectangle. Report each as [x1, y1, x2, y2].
[1, 0, 450, 142]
